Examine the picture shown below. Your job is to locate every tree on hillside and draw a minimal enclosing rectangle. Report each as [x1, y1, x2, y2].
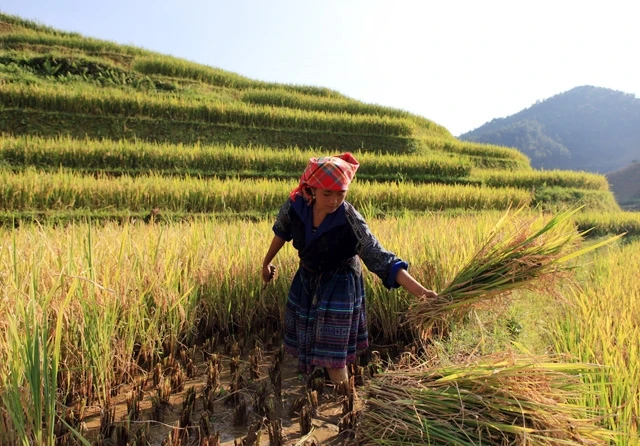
[460, 86, 640, 173]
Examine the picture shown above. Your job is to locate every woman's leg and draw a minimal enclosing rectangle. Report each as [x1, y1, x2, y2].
[326, 366, 348, 386]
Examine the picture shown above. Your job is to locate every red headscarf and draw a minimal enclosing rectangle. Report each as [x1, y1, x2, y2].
[290, 152, 360, 203]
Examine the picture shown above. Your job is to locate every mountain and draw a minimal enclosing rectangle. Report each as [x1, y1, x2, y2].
[606, 162, 640, 210]
[459, 86, 640, 174]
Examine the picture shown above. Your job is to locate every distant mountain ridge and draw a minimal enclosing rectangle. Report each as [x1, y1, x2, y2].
[606, 162, 640, 210]
[459, 86, 640, 174]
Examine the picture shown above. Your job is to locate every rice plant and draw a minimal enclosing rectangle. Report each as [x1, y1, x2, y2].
[1, 276, 85, 445]
[406, 207, 624, 338]
[551, 239, 640, 443]
[0, 134, 473, 180]
[420, 135, 531, 164]
[477, 168, 610, 191]
[0, 210, 636, 442]
[573, 211, 640, 238]
[240, 88, 449, 136]
[0, 168, 532, 214]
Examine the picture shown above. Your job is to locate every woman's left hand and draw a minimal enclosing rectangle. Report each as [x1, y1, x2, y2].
[420, 289, 438, 300]
[395, 269, 438, 299]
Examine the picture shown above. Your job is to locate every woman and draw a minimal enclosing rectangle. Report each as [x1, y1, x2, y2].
[261, 152, 437, 386]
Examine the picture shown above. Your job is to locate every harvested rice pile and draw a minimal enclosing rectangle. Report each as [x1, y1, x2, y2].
[357, 354, 614, 445]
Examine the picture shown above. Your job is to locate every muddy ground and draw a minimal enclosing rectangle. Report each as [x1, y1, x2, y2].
[79, 336, 376, 446]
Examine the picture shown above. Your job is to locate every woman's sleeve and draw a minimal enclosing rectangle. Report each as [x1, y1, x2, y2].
[272, 200, 293, 241]
[346, 205, 407, 289]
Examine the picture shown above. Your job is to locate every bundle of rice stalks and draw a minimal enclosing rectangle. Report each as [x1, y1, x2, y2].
[407, 207, 623, 338]
[357, 354, 615, 445]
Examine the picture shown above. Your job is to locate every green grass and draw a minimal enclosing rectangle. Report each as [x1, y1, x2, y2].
[532, 186, 621, 213]
[0, 51, 173, 90]
[0, 108, 421, 153]
[133, 55, 349, 97]
[0, 82, 416, 137]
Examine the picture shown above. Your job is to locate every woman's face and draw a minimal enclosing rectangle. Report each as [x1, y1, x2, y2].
[312, 188, 347, 213]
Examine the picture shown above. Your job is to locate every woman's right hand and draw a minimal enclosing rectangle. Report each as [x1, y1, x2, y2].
[262, 264, 276, 283]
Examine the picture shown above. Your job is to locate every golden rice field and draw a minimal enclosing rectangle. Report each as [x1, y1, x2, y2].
[551, 240, 640, 443]
[0, 213, 638, 444]
[0, 134, 474, 180]
[0, 135, 612, 191]
[476, 168, 610, 190]
[0, 168, 532, 214]
[238, 87, 447, 133]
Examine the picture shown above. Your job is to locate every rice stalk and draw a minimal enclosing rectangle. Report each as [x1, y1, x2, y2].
[0, 277, 82, 445]
[406, 206, 624, 338]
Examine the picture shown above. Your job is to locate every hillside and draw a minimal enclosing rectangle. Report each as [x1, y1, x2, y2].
[606, 161, 640, 210]
[0, 12, 631, 224]
[459, 86, 640, 174]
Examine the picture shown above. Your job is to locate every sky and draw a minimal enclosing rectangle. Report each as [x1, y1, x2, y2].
[1, 0, 638, 136]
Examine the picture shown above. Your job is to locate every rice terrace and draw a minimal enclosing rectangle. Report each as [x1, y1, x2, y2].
[1, 12, 640, 446]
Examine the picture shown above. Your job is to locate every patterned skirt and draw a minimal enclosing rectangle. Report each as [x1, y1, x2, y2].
[284, 266, 369, 374]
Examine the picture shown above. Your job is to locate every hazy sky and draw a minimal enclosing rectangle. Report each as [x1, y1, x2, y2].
[2, 0, 637, 136]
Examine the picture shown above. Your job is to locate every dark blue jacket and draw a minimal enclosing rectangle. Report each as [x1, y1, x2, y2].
[272, 198, 407, 289]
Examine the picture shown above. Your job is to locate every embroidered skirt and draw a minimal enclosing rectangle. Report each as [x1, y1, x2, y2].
[284, 266, 369, 374]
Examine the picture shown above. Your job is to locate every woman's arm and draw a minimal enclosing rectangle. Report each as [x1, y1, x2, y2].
[262, 235, 286, 282]
[395, 268, 438, 299]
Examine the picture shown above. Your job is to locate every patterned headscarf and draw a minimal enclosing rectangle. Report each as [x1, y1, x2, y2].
[289, 152, 360, 203]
